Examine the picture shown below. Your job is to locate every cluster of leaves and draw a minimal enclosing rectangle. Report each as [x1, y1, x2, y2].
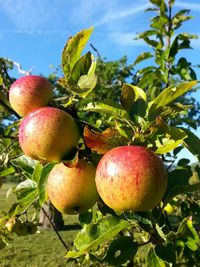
[133, 0, 200, 129]
[0, 0, 200, 266]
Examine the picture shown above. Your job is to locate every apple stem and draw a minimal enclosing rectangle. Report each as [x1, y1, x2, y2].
[42, 207, 69, 251]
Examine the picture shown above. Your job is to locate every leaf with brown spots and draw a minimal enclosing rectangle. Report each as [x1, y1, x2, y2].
[84, 126, 126, 154]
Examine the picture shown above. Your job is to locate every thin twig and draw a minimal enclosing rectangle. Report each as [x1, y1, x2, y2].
[42, 207, 69, 251]
[0, 139, 18, 156]
[90, 43, 102, 60]
[166, 0, 172, 87]
[0, 99, 20, 119]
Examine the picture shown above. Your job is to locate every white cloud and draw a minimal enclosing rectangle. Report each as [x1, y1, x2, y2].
[0, 29, 69, 35]
[94, 3, 150, 27]
[110, 32, 146, 46]
[0, 0, 66, 29]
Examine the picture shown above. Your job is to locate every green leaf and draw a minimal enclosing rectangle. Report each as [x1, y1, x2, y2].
[38, 163, 55, 206]
[71, 51, 92, 82]
[177, 217, 200, 251]
[8, 189, 38, 216]
[13, 179, 37, 202]
[163, 166, 200, 205]
[14, 179, 37, 193]
[11, 155, 37, 175]
[121, 84, 147, 114]
[79, 210, 93, 226]
[133, 52, 153, 65]
[155, 126, 187, 154]
[77, 74, 97, 97]
[97, 237, 138, 266]
[32, 162, 43, 183]
[148, 81, 198, 119]
[62, 27, 94, 77]
[66, 215, 129, 258]
[155, 244, 176, 265]
[177, 158, 190, 166]
[147, 247, 166, 267]
[123, 211, 152, 227]
[172, 10, 192, 29]
[0, 166, 15, 177]
[83, 101, 129, 118]
[182, 128, 200, 161]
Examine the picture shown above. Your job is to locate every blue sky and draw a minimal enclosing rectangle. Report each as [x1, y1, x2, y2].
[0, 0, 200, 162]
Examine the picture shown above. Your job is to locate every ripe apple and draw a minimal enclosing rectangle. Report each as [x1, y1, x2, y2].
[9, 75, 53, 116]
[19, 107, 80, 162]
[47, 160, 99, 214]
[95, 146, 167, 213]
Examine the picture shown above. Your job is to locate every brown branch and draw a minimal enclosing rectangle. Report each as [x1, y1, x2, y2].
[42, 207, 69, 251]
[0, 99, 21, 119]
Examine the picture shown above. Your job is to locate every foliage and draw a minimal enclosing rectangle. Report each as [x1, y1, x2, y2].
[0, 0, 200, 266]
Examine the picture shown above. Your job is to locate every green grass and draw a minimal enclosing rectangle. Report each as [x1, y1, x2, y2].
[0, 182, 80, 267]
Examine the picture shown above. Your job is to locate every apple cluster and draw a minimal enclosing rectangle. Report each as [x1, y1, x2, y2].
[9, 75, 98, 214]
[9, 75, 167, 215]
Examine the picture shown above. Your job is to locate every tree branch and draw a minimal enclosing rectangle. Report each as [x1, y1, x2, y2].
[90, 43, 102, 60]
[0, 99, 20, 119]
[42, 207, 69, 251]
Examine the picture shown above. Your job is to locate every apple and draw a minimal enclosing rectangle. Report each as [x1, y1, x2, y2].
[5, 217, 22, 233]
[9, 75, 53, 116]
[47, 160, 99, 214]
[19, 107, 80, 162]
[95, 146, 167, 213]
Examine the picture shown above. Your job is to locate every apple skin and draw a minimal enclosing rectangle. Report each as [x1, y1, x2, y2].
[95, 146, 167, 213]
[47, 160, 99, 214]
[9, 75, 53, 117]
[19, 107, 80, 162]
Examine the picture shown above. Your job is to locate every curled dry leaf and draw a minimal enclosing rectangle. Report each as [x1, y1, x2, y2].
[84, 126, 122, 154]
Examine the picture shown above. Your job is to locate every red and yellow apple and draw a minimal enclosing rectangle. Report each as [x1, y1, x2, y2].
[19, 107, 80, 162]
[95, 146, 167, 213]
[9, 75, 53, 116]
[47, 160, 99, 214]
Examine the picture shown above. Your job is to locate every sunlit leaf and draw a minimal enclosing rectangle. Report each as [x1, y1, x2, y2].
[62, 27, 94, 77]
[66, 215, 129, 258]
[148, 81, 198, 119]
[83, 101, 129, 118]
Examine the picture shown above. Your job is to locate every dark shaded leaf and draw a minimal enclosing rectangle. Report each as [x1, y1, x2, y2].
[99, 237, 138, 266]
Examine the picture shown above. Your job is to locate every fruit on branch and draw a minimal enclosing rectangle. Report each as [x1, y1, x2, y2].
[95, 146, 167, 213]
[5, 217, 37, 236]
[19, 107, 80, 162]
[9, 75, 53, 116]
[5, 217, 24, 235]
[47, 160, 99, 214]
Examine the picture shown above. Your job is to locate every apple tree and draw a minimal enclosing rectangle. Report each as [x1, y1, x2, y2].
[0, 0, 200, 266]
